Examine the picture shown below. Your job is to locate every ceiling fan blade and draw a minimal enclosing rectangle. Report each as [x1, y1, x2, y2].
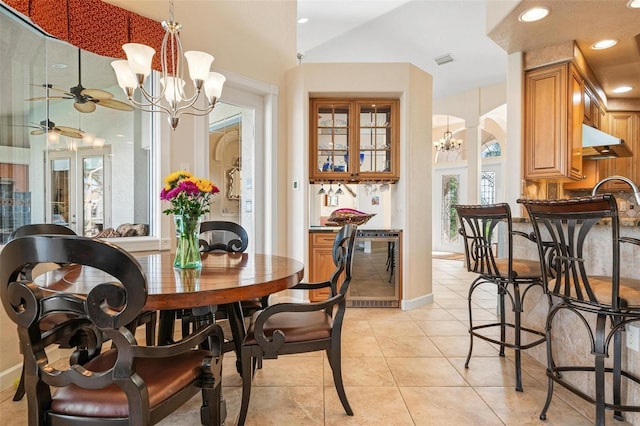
[30, 84, 70, 94]
[26, 96, 72, 101]
[30, 129, 45, 135]
[80, 88, 113, 99]
[56, 127, 84, 139]
[96, 98, 134, 111]
[74, 101, 96, 113]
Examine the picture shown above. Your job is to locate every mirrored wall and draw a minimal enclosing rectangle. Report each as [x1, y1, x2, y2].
[0, 5, 153, 241]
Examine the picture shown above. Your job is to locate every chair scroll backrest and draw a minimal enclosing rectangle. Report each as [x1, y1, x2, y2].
[8, 223, 77, 240]
[454, 203, 514, 279]
[330, 224, 358, 296]
[1, 235, 147, 335]
[518, 195, 619, 309]
[199, 220, 249, 253]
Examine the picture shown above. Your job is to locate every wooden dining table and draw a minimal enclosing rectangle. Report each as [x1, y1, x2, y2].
[34, 250, 304, 425]
[36, 251, 304, 309]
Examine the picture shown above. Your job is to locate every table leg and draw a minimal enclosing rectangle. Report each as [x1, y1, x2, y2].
[157, 310, 177, 345]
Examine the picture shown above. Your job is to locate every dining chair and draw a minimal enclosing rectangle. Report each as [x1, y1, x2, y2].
[7, 223, 157, 402]
[519, 195, 640, 425]
[0, 234, 225, 425]
[169, 220, 260, 373]
[237, 224, 357, 425]
[453, 203, 549, 391]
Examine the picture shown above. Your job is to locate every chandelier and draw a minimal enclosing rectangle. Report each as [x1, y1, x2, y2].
[111, 0, 225, 129]
[434, 116, 463, 151]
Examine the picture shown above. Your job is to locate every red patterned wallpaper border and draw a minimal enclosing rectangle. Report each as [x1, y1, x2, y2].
[4, 0, 164, 71]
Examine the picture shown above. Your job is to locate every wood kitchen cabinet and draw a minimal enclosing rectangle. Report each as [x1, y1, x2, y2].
[309, 98, 399, 182]
[308, 232, 339, 302]
[583, 85, 604, 129]
[524, 62, 584, 181]
[599, 112, 639, 191]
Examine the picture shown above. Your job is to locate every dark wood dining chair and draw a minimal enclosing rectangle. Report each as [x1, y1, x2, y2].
[237, 224, 357, 425]
[7, 224, 157, 402]
[519, 195, 640, 425]
[0, 234, 225, 425]
[453, 203, 549, 391]
[166, 220, 259, 373]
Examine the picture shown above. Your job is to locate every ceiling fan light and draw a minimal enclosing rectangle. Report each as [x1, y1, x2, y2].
[185, 51, 214, 82]
[627, 0, 640, 8]
[161, 77, 185, 104]
[518, 7, 549, 22]
[111, 60, 137, 91]
[204, 72, 226, 102]
[123, 43, 155, 77]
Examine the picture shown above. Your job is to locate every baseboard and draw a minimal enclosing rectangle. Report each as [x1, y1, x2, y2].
[401, 293, 434, 310]
[0, 346, 66, 393]
[0, 362, 22, 393]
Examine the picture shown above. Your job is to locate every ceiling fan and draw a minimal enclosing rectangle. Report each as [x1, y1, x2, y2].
[27, 49, 134, 113]
[21, 120, 85, 139]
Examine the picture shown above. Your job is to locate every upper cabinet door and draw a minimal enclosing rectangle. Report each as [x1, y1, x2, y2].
[524, 62, 583, 181]
[601, 112, 638, 191]
[309, 98, 399, 182]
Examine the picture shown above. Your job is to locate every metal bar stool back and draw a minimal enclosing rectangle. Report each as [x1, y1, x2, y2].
[519, 195, 640, 425]
[454, 203, 549, 391]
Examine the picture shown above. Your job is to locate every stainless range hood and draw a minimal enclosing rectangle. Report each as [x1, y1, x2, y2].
[582, 124, 633, 159]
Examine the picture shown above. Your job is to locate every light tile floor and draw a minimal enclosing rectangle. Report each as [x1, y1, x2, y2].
[0, 258, 633, 425]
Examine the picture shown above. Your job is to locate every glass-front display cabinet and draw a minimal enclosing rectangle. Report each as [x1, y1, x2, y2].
[309, 98, 399, 182]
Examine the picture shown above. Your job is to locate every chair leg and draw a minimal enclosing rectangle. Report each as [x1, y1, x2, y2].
[224, 302, 246, 376]
[464, 282, 477, 369]
[594, 314, 607, 426]
[613, 323, 624, 421]
[327, 345, 353, 416]
[145, 311, 156, 346]
[512, 283, 523, 392]
[498, 284, 506, 357]
[12, 364, 25, 401]
[238, 347, 254, 426]
[539, 318, 555, 421]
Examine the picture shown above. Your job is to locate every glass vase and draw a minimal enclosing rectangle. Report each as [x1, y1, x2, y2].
[173, 214, 202, 269]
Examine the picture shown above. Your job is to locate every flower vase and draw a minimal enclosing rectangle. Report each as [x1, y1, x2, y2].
[173, 214, 202, 269]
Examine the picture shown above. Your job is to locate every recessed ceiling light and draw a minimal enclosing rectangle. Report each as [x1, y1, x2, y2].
[591, 39, 618, 50]
[518, 7, 550, 22]
[612, 86, 633, 94]
[51, 63, 67, 69]
[297, 17, 309, 24]
[627, 0, 640, 8]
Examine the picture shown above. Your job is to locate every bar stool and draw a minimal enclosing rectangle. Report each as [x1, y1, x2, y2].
[454, 203, 549, 391]
[519, 195, 640, 425]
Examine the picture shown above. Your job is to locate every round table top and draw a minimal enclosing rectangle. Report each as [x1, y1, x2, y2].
[35, 252, 304, 311]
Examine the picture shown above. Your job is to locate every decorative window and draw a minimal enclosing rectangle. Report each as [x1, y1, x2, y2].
[441, 174, 460, 244]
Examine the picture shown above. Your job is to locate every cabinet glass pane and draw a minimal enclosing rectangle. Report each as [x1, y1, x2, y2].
[316, 104, 350, 174]
[359, 151, 391, 172]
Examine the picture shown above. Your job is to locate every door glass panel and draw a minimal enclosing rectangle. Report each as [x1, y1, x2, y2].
[51, 158, 71, 227]
[441, 174, 460, 245]
[82, 155, 104, 236]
